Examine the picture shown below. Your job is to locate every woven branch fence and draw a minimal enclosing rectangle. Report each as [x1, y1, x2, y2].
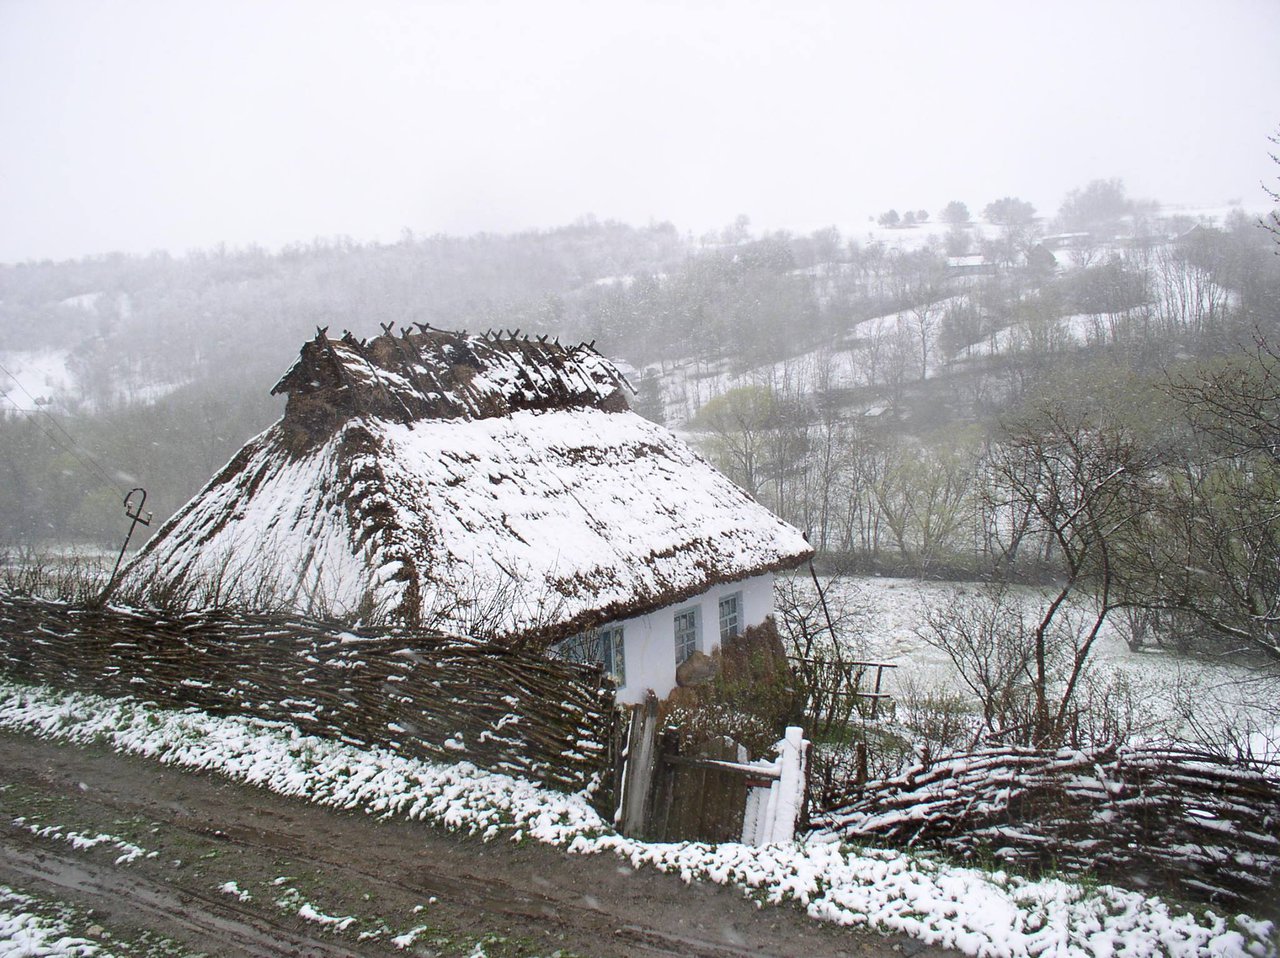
[0, 592, 616, 796]
[814, 744, 1280, 911]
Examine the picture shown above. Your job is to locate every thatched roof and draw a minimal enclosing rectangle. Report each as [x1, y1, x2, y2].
[123, 327, 812, 641]
[272, 326, 630, 449]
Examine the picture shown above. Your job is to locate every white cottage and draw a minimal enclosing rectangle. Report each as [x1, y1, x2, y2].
[122, 327, 812, 703]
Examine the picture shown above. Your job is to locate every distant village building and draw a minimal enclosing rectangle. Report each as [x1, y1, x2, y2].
[1024, 243, 1058, 274]
[123, 327, 812, 703]
[1040, 232, 1093, 251]
[945, 254, 995, 277]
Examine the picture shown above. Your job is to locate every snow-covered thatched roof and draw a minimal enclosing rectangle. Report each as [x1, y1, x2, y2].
[123, 327, 811, 641]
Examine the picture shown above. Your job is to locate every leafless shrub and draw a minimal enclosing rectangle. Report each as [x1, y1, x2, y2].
[1069, 668, 1147, 745]
[1167, 667, 1280, 772]
[917, 582, 1044, 742]
[918, 583, 1150, 749]
[0, 547, 111, 604]
[419, 570, 569, 646]
[775, 573, 914, 803]
[892, 674, 980, 757]
[111, 552, 325, 618]
[774, 571, 869, 661]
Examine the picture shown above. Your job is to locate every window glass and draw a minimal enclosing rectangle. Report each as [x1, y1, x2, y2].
[600, 625, 625, 686]
[718, 592, 742, 641]
[674, 607, 698, 664]
[552, 626, 625, 685]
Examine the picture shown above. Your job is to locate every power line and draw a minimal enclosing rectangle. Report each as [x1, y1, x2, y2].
[0, 362, 128, 499]
[0, 393, 125, 499]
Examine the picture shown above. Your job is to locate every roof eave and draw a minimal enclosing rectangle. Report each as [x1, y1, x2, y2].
[518, 547, 814, 648]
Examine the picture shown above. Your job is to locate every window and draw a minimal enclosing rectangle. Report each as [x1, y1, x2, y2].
[598, 626, 625, 686]
[551, 626, 625, 685]
[719, 592, 742, 641]
[674, 607, 699, 664]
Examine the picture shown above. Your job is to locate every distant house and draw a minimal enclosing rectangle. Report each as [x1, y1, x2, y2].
[1024, 243, 1058, 274]
[1173, 223, 1220, 247]
[123, 327, 812, 703]
[1040, 232, 1093, 251]
[946, 254, 995, 278]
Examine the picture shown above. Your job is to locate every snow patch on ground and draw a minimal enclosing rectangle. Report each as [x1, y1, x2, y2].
[218, 880, 252, 902]
[13, 816, 154, 865]
[0, 885, 106, 957]
[392, 924, 431, 948]
[0, 679, 1272, 958]
[294, 900, 357, 931]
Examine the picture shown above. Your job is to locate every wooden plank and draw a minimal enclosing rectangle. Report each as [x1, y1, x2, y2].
[661, 754, 781, 778]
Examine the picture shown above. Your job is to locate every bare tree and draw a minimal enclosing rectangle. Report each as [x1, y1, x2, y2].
[867, 432, 976, 574]
[689, 384, 778, 499]
[1142, 338, 1280, 662]
[919, 582, 1040, 742]
[887, 248, 951, 381]
[987, 398, 1155, 743]
[1262, 128, 1280, 248]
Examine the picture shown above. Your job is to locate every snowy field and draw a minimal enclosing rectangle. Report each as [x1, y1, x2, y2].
[0, 679, 1273, 958]
[1, 886, 100, 958]
[647, 223, 1239, 429]
[794, 574, 1278, 753]
[0, 348, 76, 414]
[0, 342, 184, 415]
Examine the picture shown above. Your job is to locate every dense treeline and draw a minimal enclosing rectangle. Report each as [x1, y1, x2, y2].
[0, 218, 688, 405]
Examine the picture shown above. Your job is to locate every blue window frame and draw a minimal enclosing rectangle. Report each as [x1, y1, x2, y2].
[598, 625, 625, 685]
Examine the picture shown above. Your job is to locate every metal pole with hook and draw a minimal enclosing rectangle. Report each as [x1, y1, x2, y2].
[99, 488, 152, 604]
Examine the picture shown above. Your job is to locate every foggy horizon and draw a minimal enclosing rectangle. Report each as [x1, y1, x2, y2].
[2, 0, 1278, 264]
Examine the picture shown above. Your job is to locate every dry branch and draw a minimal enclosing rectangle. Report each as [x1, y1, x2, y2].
[815, 744, 1280, 911]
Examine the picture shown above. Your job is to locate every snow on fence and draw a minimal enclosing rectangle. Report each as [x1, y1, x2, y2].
[814, 743, 1280, 912]
[0, 592, 616, 795]
[740, 726, 809, 846]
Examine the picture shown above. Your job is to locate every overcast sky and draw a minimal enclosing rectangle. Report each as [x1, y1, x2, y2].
[2, 0, 1278, 263]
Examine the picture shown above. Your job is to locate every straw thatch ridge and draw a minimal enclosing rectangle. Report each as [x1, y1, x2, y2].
[273, 327, 630, 449]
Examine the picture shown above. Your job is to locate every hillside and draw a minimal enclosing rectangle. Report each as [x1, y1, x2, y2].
[0, 196, 1277, 550]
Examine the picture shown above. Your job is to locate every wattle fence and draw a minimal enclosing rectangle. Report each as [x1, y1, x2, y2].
[815, 743, 1280, 912]
[0, 592, 616, 796]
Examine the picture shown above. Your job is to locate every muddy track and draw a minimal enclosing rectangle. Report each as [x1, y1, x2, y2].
[0, 842, 370, 958]
[0, 731, 954, 957]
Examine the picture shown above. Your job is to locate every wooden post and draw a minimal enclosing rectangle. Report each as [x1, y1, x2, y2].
[740, 726, 809, 846]
[618, 693, 660, 837]
[769, 726, 807, 844]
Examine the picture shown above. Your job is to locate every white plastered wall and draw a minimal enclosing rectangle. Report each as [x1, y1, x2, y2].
[609, 572, 776, 705]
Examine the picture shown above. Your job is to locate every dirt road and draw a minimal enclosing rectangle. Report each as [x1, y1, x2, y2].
[0, 731, 952, 958]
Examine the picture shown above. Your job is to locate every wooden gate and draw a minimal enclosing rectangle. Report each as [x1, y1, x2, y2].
[614, 695, 808, 844]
